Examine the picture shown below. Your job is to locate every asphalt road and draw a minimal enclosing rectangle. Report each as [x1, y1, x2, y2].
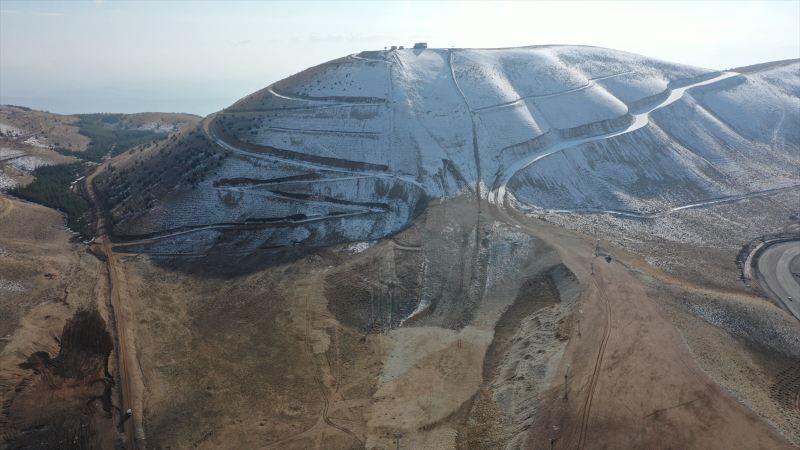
[756, 240, 800, 321]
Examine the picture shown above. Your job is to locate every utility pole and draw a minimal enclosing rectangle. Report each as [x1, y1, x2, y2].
[578, 310, 583, 337]
[564, 364, 571, 400]
[394, 433, 403, 450]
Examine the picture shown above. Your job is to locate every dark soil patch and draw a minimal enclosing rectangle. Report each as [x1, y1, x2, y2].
[4, 308, 115, 449]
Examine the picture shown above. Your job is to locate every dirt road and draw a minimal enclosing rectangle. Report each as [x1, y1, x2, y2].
[549, 185, 800, 218]
[756, 240, 800, 321]
[84, 161, 140, 449]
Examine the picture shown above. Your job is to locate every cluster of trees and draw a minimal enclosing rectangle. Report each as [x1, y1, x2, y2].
[52, 114, 167, 163]
[5, 105, 32, 111]
[9, 163, 92, 240]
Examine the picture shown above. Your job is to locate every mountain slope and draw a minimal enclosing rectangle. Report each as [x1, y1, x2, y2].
[96, 46, 798, 257]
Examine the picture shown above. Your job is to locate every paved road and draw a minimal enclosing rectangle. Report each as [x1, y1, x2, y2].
[756, 240, 800, 321]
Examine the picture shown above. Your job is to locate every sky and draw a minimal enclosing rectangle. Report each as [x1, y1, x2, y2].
[1, 1, 798, 117]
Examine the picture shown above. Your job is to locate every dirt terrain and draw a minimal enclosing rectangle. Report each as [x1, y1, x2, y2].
[2, 161, 799, 449]
[0, 196, 121, 448]
[513, 227, 790, 448]
[2, 47, 798, 448]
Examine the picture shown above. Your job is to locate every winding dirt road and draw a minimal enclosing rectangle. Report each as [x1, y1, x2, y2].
[544, 185, 800, 219]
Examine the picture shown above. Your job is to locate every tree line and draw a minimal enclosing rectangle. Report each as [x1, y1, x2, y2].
[9, 163, 93, 240]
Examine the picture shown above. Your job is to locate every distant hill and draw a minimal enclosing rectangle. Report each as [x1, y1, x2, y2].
[1, 107, 203, 237]
[729, 58, 800, 74]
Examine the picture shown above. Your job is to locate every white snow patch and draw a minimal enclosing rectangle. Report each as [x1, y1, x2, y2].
[0, 280, 26, 292]
[0, 122, 23, 136]
[23, 136, 51, 149]
[343, 241, 374, 254]
[0, 173, 18, 192]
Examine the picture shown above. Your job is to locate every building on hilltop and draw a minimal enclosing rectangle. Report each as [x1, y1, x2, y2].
[414, 42, 427, 49]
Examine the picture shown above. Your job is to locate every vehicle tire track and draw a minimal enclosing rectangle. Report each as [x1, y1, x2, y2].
[262, 292, 362, 449]
[304, 295, 363, 447]
[448, 49, 483, 206]
[577, 255, 613, 450]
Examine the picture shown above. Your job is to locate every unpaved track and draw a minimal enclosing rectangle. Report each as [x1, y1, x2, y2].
[487, 201, 793, 449]
[108, 209, 378, 249]
[204, 113, 423, 189]
[576, 255, 612, 450]
[448, 49, 483, 198]
[84, 161, 140, 449]
[472, 70, 634, 113]
[547, 185, 800, 218]
[103, 236, 138, 449]
[304, 294, 363, 447]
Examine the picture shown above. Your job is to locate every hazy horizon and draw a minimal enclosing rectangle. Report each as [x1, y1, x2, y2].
[2, 1, 798, 117]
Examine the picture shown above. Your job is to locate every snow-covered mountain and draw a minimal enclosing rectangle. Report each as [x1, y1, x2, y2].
[100, 46, 799, 252]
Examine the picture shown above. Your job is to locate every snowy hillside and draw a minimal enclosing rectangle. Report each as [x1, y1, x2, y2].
[102, 46, 799, 253]
[508, 61, 799, 212]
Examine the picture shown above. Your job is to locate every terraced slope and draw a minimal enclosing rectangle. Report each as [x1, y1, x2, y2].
[96, 46, 798, 254]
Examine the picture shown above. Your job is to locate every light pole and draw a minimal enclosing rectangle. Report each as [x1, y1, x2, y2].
[394, 433, 403, 450]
